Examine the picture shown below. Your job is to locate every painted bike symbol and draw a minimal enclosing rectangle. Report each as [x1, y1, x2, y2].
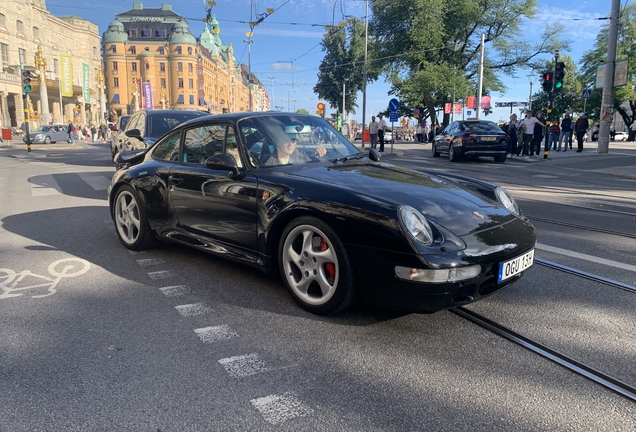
[0, 258, 91, 299]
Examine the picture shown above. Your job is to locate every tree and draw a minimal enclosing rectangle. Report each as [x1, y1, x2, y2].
[368, 0, 567, 126]
[295, 108, 309, 114]
[579, 3, 636, 128]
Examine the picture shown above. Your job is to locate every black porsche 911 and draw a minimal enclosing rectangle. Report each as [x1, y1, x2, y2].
[108, 112, 536, 315]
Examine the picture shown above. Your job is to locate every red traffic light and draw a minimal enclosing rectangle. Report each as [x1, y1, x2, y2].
[543, 72, 552, 81]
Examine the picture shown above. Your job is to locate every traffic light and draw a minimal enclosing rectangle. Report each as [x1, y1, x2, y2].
[542, 72, 553, 92]
[22, 70, 35, 93]
[555, 62, 565, 92]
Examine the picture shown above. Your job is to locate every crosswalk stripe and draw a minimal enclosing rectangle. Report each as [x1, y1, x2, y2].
[76, 173, 111, 191]
[30, 174, 62, 196]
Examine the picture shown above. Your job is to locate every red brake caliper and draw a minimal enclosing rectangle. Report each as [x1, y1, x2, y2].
[320, 238, 336, 284]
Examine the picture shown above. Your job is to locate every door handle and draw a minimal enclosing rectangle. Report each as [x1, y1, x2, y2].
[168, 175, 184, 185]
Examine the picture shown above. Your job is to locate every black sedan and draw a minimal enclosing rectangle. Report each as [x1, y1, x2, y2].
[108, 113, 536, 315]
[433, 120, 511, 162]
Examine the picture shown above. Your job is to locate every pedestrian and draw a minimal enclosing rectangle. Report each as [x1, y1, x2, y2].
[574, 113, 589, 152]
[369, 116, 379, 149]
[629, 121, 636, 142]
[423, 122, 430, 143]
[558, 113, 572, 151]
[504, 114, 520, 158]
[530, 112, 545, 157]
[99, 123, 108, 142]
[377, 114, 387, 152]
[67, 121, 75, 145]
[519, 111, 544, 159]
[549, 120, 560, 151]
[91, 124, 97, 142]
[416, 124, 423, 143]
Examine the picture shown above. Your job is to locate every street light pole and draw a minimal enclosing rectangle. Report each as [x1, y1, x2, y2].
[243, 39, 254, 111]
[361, 0, 369, 148]
[267, 76, 275, 110]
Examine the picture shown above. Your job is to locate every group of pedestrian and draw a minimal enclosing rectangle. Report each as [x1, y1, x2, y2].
[368, 114, 388, 152]
[415, 122, 431, 143]
[65, 121, 110, 145]
[502, 111, 590, 158]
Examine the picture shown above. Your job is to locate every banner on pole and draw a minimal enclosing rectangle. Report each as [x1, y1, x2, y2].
[82, 63, 90, 103]
[481, 96, 491, 109]
[467, 96, 476, 109]
[444, 103, 452, 114]
[453, 103, 462, 113]
[60, 53, 73, 97]
[143, 82, 153, 110]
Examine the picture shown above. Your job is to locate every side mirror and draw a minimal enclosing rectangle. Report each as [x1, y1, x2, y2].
[369, 148, 381, 162]
[205, 153, 241, 177]
[125, 129, 142, 139]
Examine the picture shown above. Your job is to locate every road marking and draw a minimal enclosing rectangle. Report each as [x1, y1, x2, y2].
[76, 172, 112, 191]
[174, 302, 212, 317]
[194, 325, 238, 343]
[29, 174, 62, 196]
[250, 392, 313, 425]
[159, 285, 191, 297]
[136, 258, 165, 267]
[218, 353, 270, 378]
[536, 243, 636, 272]
[147, 270, 176, 280]
[128, 250, 147, 255]
[0, 258, 90, 299]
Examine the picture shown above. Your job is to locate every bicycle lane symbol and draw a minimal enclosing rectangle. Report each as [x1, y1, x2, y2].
[0, 258, 91, 299]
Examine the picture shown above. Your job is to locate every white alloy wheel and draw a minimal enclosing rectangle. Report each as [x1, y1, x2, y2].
[115, 190, 143, 246]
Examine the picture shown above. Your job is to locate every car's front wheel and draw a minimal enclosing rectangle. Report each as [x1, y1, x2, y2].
[448, 143, 460, 162]
[432, 143, 440, 157]
[279, 216, 356, 315]
[44, 136, 51, 144]
[113, 185, 155, 250]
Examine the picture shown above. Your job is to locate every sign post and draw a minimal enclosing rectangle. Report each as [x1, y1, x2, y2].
[389, 98, 399, 154]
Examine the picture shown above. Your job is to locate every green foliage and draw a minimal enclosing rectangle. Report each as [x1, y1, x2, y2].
[295, 108, 309, 114]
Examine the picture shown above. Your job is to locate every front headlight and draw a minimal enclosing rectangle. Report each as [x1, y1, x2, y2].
[495, 186, 520, 216]
[399, 205, 434, 246]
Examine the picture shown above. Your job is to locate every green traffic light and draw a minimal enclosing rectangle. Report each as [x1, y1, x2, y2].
[24, 85, 32, 92]
[555, 82, 563, 89]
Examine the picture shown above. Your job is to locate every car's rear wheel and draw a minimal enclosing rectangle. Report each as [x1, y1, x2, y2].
[494, 155, 507, 163]
[44, 136, 51, 144]
[113, 185, 155, 250]
[279, 216, 356, 315]
[448, 143, 460, 162]
[432, 143, 440, 157]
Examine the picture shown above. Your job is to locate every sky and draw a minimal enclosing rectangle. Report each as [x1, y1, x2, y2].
[44, 0, 621, 125]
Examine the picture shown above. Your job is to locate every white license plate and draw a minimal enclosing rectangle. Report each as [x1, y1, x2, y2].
[481, 136, 496, 141]
[498, 249, 534, 283]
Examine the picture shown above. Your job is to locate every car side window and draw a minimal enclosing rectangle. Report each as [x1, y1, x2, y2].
[183, 124, 225, 164]
[136, 113, 147, 137]
[152, 131, 181, 162]
[225, 126, 243, 168]
[125, 113, 141, 132]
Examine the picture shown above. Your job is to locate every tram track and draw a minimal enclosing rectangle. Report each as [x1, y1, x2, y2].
[527, 216, 636, 239]
[534, 258, 636, 294]
[450, 306, 636, 403]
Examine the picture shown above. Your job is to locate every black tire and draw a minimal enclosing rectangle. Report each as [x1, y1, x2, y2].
[44, 136, 51, 144]
[448, 143, 460, 162]
[432, 143, 440, 157]
[112, 185, 155, 250]
[278, 216, 356, 315]
[494, 155, 507, 163]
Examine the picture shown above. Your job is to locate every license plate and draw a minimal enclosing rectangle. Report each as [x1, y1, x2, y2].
[498, 249, 534, 283]
[481, 136, 496, 141]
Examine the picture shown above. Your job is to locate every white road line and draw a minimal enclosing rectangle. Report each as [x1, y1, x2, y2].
[174, 302, 212, 317]
[218, 353, 270, 378]
[76, 172, 112, 191]
[159, 285, 191, 297]
[128, 250, 147, 255]
[147, 270, 176, 280]
[250, 392, 314, 425]
[193, 325, 238, 343]
[536, 243, 636, 272]
[29, 174, 62, 196]
[136, 258, 165, 267]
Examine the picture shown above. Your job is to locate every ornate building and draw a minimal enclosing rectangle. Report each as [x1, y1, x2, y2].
[0, 0, 101, 128]
[102, 2, 265, 117]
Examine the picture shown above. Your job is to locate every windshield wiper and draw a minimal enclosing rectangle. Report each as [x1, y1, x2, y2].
[332, 153, 365, 164]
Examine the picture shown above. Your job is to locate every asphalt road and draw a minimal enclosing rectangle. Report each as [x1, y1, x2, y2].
[1, 141, 635, 431]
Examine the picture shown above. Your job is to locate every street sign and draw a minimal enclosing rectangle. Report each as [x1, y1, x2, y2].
[317, 102, 325, 110]
[389, 112, 398, 122]
[389, 98, 399, 112]
[412, 108, 420, 115]
[495, 102, 529, 108]
[582, 89, 592, 99]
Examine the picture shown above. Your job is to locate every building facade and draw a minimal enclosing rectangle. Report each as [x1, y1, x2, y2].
[102, 2, 266, 118]
[0, 0, 102, 129]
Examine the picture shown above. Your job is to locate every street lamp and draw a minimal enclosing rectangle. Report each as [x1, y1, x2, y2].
[243, 39, 254, 111]
[361, 0, 369, 148]
[267, 76, 275, 110]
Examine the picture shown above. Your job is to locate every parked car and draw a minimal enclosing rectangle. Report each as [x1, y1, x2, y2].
[23, 124, 70, 144]
[110, 115, 131, 157]
[432, 120, 511, 162]
[590, 124, 599, 141]
[614, 131, 628, 141]
[108, 112, 536, 315]
[384, 129, 395, 143]
[354, 131, 362, 141]
[113, 109, 210, 156]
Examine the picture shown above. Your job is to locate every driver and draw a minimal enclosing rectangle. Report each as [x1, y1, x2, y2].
[264, 136, 326, 166]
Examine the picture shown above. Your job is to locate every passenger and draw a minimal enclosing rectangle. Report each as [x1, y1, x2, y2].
[264, 136, 326, 166]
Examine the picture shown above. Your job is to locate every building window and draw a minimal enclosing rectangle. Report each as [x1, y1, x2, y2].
[129, 29, 137, 38]
[113, 94, 120, 103]
[178, 78, 183, 88]
[159, 62, 165, 72]
[188, 63, 193, 73]
[0, 43, 8, 64]
[16, 20, 23, 34]
[176, 46, 182, 54]
[145, 61, 149, 71]
[189, 95, 194, 104]
[177, 94, 184, 104]
[198, 82, 203, 91]
[113, 61, 118, 71]
[160, 78, 166, 88]
[177, 62, 182, 72]
[130, 46, 136, 54]
[18, 48, 26, 65]
[113, 77, 119, 87]
[110, 44, 116, 53]
[0, 14, 5, 27]
[131, 62, 137, 72]
[188, 79, 193, 89]
[53, 58, 59, 74]
[141, 29, 150, 37]
[188, 47, 192, 55]
[33, 26, 39, 39]
[92, 46, 97, 57]
[158, 46, 165, 55]
[157, 29, 166, 38]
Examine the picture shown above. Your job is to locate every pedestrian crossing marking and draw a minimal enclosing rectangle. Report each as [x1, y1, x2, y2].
[76, 173, 111, 191]
[29, 174, 63, 196]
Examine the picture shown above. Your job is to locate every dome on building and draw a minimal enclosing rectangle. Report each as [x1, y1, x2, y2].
[168, 20, 196, 45]
[199, 26, 219, 56]
[138, 50, 155, 57]
[102, 20, 128, 43]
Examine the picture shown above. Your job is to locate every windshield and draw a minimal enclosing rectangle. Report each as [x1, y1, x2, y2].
[238, 115, 358, 167]
[461, 121, 504, 134]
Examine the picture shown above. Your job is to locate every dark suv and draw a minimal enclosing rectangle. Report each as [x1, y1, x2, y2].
[113, 109, 210, 155]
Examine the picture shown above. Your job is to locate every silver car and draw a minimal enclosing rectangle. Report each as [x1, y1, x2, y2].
[24, 125, 70, 144]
